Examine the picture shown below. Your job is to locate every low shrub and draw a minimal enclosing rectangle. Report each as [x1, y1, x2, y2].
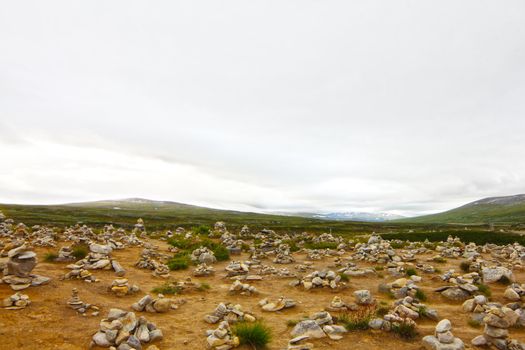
[405, 268, 417, 277]
[339, 307, 375, 331]
[338, 273, 349, 282]
[460, 261, 471, 272]
[392, 321, 418, 340]
[475, 283, 491, 297]
[415, 289, 427, 302]
[167, 253, 191, 270]
[72, 245, 88, 260]
[151, 283, 182, 295]
[44, 252, 58, 262]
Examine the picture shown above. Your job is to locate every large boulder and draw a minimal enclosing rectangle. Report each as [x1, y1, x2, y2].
[482, 267, 513, 284]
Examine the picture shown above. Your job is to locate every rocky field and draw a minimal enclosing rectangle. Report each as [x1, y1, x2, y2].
[2, 214, 525, 350]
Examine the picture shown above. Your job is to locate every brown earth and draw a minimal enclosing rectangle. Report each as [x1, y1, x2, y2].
[1, 240, 525, 350]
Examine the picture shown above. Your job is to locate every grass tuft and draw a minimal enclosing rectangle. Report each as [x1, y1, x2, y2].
[72, 245, 88, 260]
[391, 321, 418, 340]
[233, 321, 272, 349]
[44, 252, 58, 262]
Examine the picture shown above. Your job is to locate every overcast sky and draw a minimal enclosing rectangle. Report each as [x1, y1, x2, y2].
[1, 1, 525, 216]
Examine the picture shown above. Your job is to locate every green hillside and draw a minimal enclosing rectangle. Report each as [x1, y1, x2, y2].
[0, 198, 391, 234]
[398, 194, 525, 224]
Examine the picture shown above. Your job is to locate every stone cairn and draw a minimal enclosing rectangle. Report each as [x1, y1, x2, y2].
[194, 263, 215, 277]
[204, 303, 256, 324]
[1, 244, 51, 290]
[504, 283, 525, 302]
[55, 246, 76, 262]
[67, 288, 99, 316]
[2, 292, 31, 310]
[71, 243, 126, 276]
[422, 319, 465, 350]
[259, 297, 296, 312]
[471, 307, 525, 349]
[191, 246, 217, 265]
[273, 244, 295, 264]
[132, 294, 183, 313]
[110, 278, 140, 296]
[436, 270, 481, 301]
[290, 270, 342, 290]
[353, 289, 375, 306]
[135, 248, 171, 278]
[90, 308, 163, 348]
[326, 296, 357, 312]
[206, 320, 240, 350]
[290, 311, 347, 340]
[229, 280, 257, 295]
[63, 265, 97, 282]
[225, 261, 249, 277]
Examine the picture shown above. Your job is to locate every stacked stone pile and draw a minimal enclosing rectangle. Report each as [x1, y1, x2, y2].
[67, 288, 99, 316]
[422, 319, 465, 350]
[290, 270, 342, 290]
[259, 297, 296, 312]
[206, 321, 240, 350]
[2, 292, 31, 310]
[110, 278, 139, 296]
[229, 280, 257, 295]
[90, 308, 163, 348]
[132, 294, 182, 313]
[204, 303, 256, 324]
[1, 244, 50, 290]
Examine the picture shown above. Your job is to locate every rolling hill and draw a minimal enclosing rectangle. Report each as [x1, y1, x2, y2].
[398, 194, 525, 224]
[0, 198, 395, 234]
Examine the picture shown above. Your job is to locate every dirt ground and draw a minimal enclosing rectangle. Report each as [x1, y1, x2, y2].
[1, 240, 525, 350]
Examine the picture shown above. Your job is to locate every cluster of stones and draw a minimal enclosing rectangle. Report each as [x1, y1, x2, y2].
[291, 311, 347, 340]
[258, 264, 297, 278]
[436, 270, 481, 301]
[0, 244, 50, 290]
[135, 248, 170, 278]
[191, 247, 217, 264]
[90, 308, 163, 348]
[55, 246, 76, 262]
[71, 243, 126, 276]
[204, 303, 256, 324]
[194, 263, 215, 276]
[2, 292, 31, 310]
[225, 261, 249, 276]
[422, 319, 465, 350]
[504, 283, 525, 301]
[471, 306, 525, 349]
[229, 280, 257, 295]
[259, 297, 296, 311]
[132, 294, 179, 313]
[110, 278, 140, 296]
[350, 235, 399, 263]
[206, 321, 240, 350]
[353, 289, 375, 305]
[219, 232, 243, 255]
[379, 276, 421, 299]
[290, 270, 342, 290]
[273, 244, 295, 264]
[336, 261, 375, 277]
[67, 288, 99, 316]
[63, 265, 98, 282]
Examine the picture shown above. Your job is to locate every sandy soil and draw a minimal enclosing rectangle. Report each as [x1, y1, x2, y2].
[1, 240, 525, 350]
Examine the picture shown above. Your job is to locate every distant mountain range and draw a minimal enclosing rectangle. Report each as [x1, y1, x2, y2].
[279, 211, 405, 222]
[397, 194, 525, 224]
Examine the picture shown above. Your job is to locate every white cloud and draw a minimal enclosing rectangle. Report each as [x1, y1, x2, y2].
[1, 1, 524, 216]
